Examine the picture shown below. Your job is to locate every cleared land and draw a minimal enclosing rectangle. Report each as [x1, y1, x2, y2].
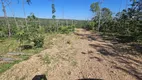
[0, 29, 141, 80]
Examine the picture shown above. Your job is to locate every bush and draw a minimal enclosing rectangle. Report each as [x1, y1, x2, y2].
[15, 23, 45, 50]
[84, 21, 96, 30]
[33, 36, 44, 48]
[59, 25, 75, 34]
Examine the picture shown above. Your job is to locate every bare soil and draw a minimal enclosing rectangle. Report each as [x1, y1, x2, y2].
[0, 28, 142, 80]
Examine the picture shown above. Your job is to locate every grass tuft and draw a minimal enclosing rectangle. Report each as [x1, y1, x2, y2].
[43, 54, 51, 64]
[0, 60, 20, 74]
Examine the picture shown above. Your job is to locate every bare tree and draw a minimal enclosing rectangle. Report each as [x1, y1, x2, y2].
[98, 0, 104, 31]
[17, 0, 31, 30]
[7, 3, 19, 29]
[0, 0, 11, 37]
[22, 0, 28, 30]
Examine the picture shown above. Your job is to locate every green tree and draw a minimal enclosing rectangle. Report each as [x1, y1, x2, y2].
[0, 0, 11, 37]
[27, 13, 37, 21]
[52, 3, 56, 19]
[101, 8, 112, 21]
[90, 3, 112, 31]
[90, 2, 100, 31]
[90, 2, 100, 14]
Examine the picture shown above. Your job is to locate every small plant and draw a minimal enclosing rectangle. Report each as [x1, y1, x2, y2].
[33, 35, 44, 48]
[19, 55, 30, 60]
[85, 21, 96, 30]
[0, 60, 20, 74]
[15, 20, 45, 50]
[59, 25, 75, 34]
[71, 60, 77, 66]
[43, 54, 51, 64]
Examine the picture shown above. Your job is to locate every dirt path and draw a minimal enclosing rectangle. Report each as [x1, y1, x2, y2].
[0, 28, 142, 80]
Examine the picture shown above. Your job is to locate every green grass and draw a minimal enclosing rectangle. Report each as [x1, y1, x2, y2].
[0, 38, 19, 55]
[0, 33, 65, 74]
[0, 38, 43, 54]
[22, 48, 43, 54]
[43, 54, 51, 64]
[18, 55, 30, 60]
[0, 48, 43, 74]
[0, 38, 44, 74]
[0, 60, 20, 74]
[71, 60, 77, 66]
[43, 33, 58, 49]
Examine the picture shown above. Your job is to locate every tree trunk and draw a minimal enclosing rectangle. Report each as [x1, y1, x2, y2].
[22, 0, 28, 30]
[1, 0, 11, 37]
[8, 5, 19, 29]
[98, 9, 101, 31]
[98, 0, 103, 31]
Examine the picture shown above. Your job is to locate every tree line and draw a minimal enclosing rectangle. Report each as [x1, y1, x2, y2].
[88, 0, 142, 43]
[0, 0, 83, 50]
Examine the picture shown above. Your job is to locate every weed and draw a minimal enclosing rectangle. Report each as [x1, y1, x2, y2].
[22, 48, 43, 54]
[19, 55, 30, 60]
[43, 34, 57, 49]
[71, 60, 77, 66]
[0, 60, 20, 74]
[43, 54, 51, 64]
[0, 38, 19, 55]
[20, 75, 26, 80]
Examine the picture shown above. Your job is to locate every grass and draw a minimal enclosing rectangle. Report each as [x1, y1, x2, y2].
[43, 33, 58, 49]
[18, 55, 30, 60]
[43, 54, 51, 64]
[0, 38, 43, 54]
[0, 48, 43, 74]
[71, 60, 77, 66]
[0, 33, 65, 74]
[22, 48, 43, 55]
[20, 75, 27, 80]
[0, 38, 44, 74]
[0, 60, 20, 74]
[0, 38, 19, 55]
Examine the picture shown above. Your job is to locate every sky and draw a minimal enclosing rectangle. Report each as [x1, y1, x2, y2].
[0, 0, 131, 20]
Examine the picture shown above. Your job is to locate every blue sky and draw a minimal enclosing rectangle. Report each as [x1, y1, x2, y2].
[0, 0, 131, 20]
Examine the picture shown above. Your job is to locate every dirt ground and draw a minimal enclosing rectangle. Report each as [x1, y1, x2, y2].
[0, 28, 142, 80]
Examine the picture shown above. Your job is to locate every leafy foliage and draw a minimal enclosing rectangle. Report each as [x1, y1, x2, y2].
[85, 21, 96, 30]
[90, 2, 100, 13]
[59, 25, 75, 34]
[89, 0, 142, 43]
[52, 3, 56, 19]
[14, 14, 45, 49]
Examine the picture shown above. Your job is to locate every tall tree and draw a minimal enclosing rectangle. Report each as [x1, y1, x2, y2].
[90, 1, 104, 31]
[101, 8, 112, 21]
[90, 2, 100, 30]
[90, 2, 100, 14]
[51, 0, 56, 19]
[0, 0, 11, 37]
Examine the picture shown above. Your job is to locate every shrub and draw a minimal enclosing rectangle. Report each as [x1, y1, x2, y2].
[85, 21, 96, 30]
[33, 36, 44, 48]
[15, 24, 45, 50]
[59, 25, 75, 34]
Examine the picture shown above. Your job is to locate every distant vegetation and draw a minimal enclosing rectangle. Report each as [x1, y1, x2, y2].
[0, 0, 141, 74]
[0, 0, 141, 54]
[0, 0, 88, 74]
[0, 15, 87, 48]
[0, 0, 87, 52]
[87, 0, 142, 43]
[0, 14, 86, 73]
[0, 0, 141, 56]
